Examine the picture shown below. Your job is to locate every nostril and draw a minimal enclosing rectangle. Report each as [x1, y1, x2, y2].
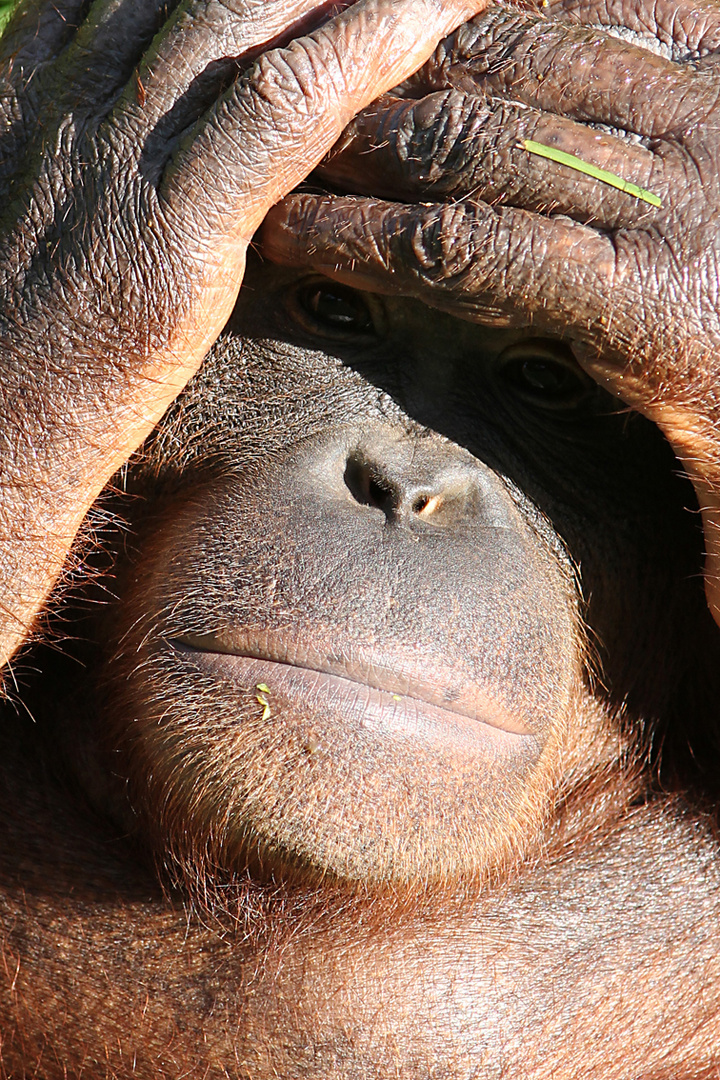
[412, 494, 444, 518]
[344, 455, 398, 516]
[343, 448, 480, 525]
[368, 475, 394, 511]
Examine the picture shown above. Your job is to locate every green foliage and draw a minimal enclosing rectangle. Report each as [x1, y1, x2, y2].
[0, 0, 17, 36]
[523, 139, 662, 208]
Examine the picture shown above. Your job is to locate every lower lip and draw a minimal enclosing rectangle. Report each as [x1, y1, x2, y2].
[171, 643, 530, 753]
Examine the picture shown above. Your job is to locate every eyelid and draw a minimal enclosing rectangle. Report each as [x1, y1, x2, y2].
[287, 278, 383, 341]
[497, 339, 582, 370]
[495, 339, 595, 409]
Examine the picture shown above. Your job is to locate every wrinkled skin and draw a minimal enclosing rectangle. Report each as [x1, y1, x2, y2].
[0, 0, 484, 667]
[3, 0, 720, 1077]
[267, 0, 720, 623]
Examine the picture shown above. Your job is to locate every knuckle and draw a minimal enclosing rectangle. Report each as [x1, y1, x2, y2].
[402, 91, 517, 197]
[453, 7, 539, 73]
[395, 204, 480, 284]
[403, 89, 476, 184]
[249, 36, 338, 121]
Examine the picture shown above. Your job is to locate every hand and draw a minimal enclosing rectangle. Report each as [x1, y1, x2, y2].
[0, 0, 485, 668]
[263, 0, 720, 624]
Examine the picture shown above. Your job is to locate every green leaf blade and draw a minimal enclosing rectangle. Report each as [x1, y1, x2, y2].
[523, 139, 662, 209]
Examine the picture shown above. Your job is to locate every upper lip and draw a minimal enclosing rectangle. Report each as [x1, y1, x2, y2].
[174, 629, 530, 736]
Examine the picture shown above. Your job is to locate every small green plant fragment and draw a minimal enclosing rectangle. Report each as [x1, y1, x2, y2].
[523, 139, 662, 208]
[256, 684, 271, 720]
[0, 0, 17, 36]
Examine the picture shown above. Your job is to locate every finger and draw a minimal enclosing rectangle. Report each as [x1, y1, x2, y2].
[0, 0, 93, 200]
[410, 7, 714, 139]
[51, 0, 184, 114]
[261, 193, 619, 336]
[0, 0, 183, 204]
[318, 87, 668, 230]
[127, 0, 355, 137]
[161, 0, 490, 244]
[549, 0, 720, 64]
[0, 0, 89, 73]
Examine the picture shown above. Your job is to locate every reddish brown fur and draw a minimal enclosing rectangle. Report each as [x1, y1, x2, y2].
[4, 0, 720, 1074]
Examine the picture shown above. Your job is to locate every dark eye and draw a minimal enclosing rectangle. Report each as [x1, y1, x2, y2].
[497, 340, 593, 409]
[292, 282, 376, 339]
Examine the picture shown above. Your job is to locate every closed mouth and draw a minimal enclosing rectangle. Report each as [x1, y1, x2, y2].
[171, 631, 531, 742]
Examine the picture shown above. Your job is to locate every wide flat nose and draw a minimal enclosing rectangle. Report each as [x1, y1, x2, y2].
[342, 438, 492, 527]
